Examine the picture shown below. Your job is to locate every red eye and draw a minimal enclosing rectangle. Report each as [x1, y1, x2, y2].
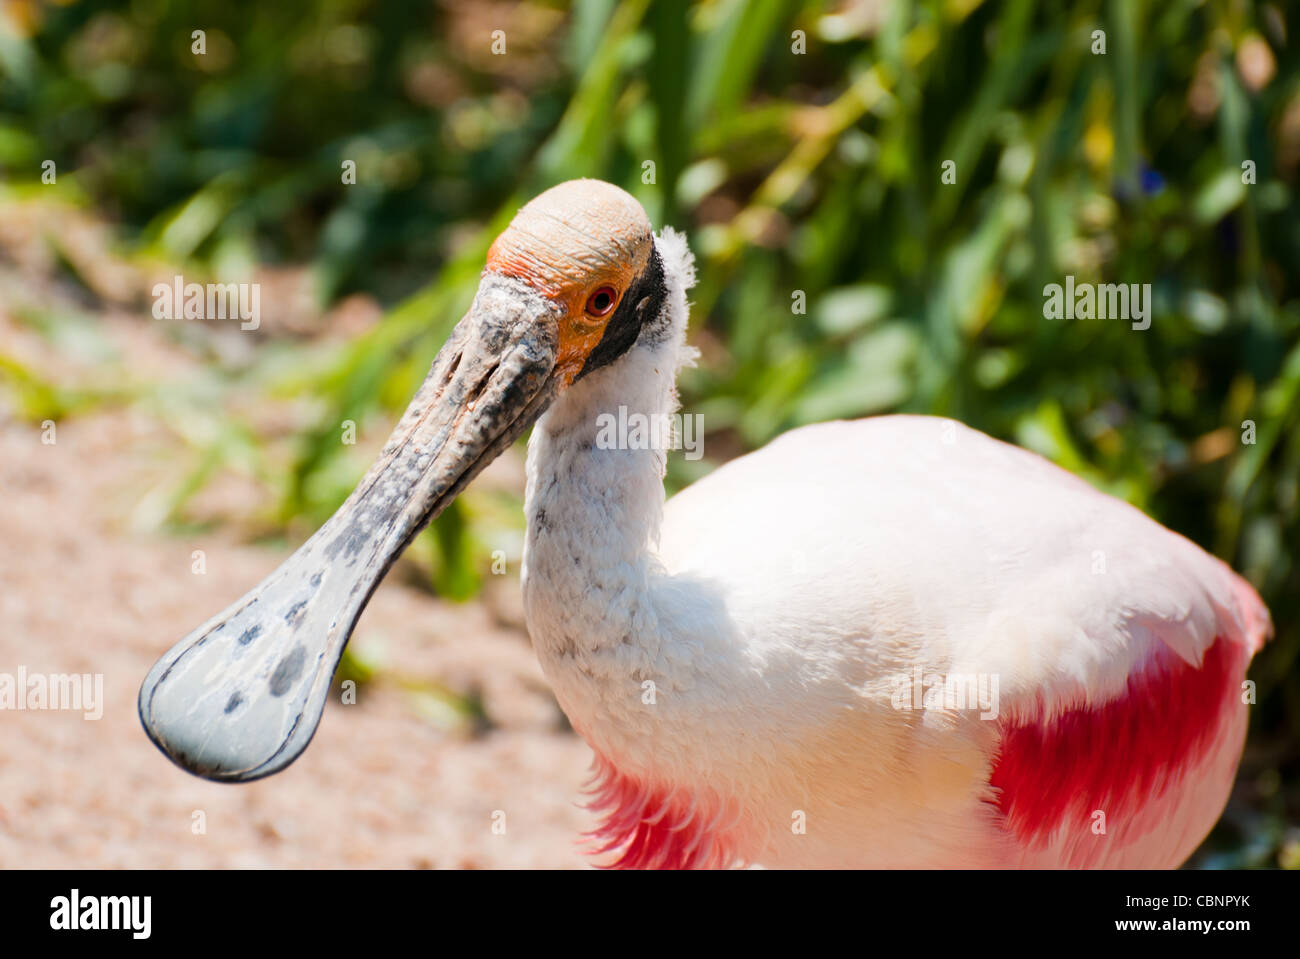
[585, 286, 618, 317]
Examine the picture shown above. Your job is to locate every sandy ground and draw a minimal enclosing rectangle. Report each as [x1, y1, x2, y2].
[0, 208, 597, 868]
[0, 411, 598, 868]
[0, 412, 597, 868]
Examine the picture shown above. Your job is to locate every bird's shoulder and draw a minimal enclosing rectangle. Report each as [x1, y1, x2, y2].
[659, 414, 1265, 708]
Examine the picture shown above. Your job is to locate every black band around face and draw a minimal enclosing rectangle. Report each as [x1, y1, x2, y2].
[578, 242, 668, 379]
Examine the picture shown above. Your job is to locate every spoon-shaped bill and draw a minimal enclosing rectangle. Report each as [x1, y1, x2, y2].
[138, 279, 559, 781]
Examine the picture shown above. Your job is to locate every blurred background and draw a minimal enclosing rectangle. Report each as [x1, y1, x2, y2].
[0, 0, 1296, 868]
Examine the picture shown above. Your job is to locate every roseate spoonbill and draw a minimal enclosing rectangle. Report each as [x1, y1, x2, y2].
[139, 179, 1272, 868]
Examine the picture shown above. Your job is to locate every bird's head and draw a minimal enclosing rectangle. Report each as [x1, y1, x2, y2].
[485, 177, 668, 385]
[138, 179, 673, 782]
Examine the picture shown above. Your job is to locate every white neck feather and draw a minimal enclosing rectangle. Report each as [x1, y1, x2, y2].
[520, 229, 696, 757]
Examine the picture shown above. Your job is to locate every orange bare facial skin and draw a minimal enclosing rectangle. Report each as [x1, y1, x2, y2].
[485, 180, 653, 383]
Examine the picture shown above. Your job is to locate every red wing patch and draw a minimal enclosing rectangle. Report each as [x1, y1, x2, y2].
[989, 636, 1245, 848]
[582, 754, 741, 869]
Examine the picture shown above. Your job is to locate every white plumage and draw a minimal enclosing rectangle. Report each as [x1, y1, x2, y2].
[139, 179, 1269, 869]
[522, 225, 1269, 868]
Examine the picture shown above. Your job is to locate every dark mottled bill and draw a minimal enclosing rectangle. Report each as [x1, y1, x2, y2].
[137, 276, 562, 782]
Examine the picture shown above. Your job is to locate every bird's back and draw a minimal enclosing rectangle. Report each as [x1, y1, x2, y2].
[656, 415, 1269, 866]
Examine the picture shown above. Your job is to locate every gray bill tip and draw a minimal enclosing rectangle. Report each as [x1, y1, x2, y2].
[136, 569, 345, 782]
[136, 515, 379, 783]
